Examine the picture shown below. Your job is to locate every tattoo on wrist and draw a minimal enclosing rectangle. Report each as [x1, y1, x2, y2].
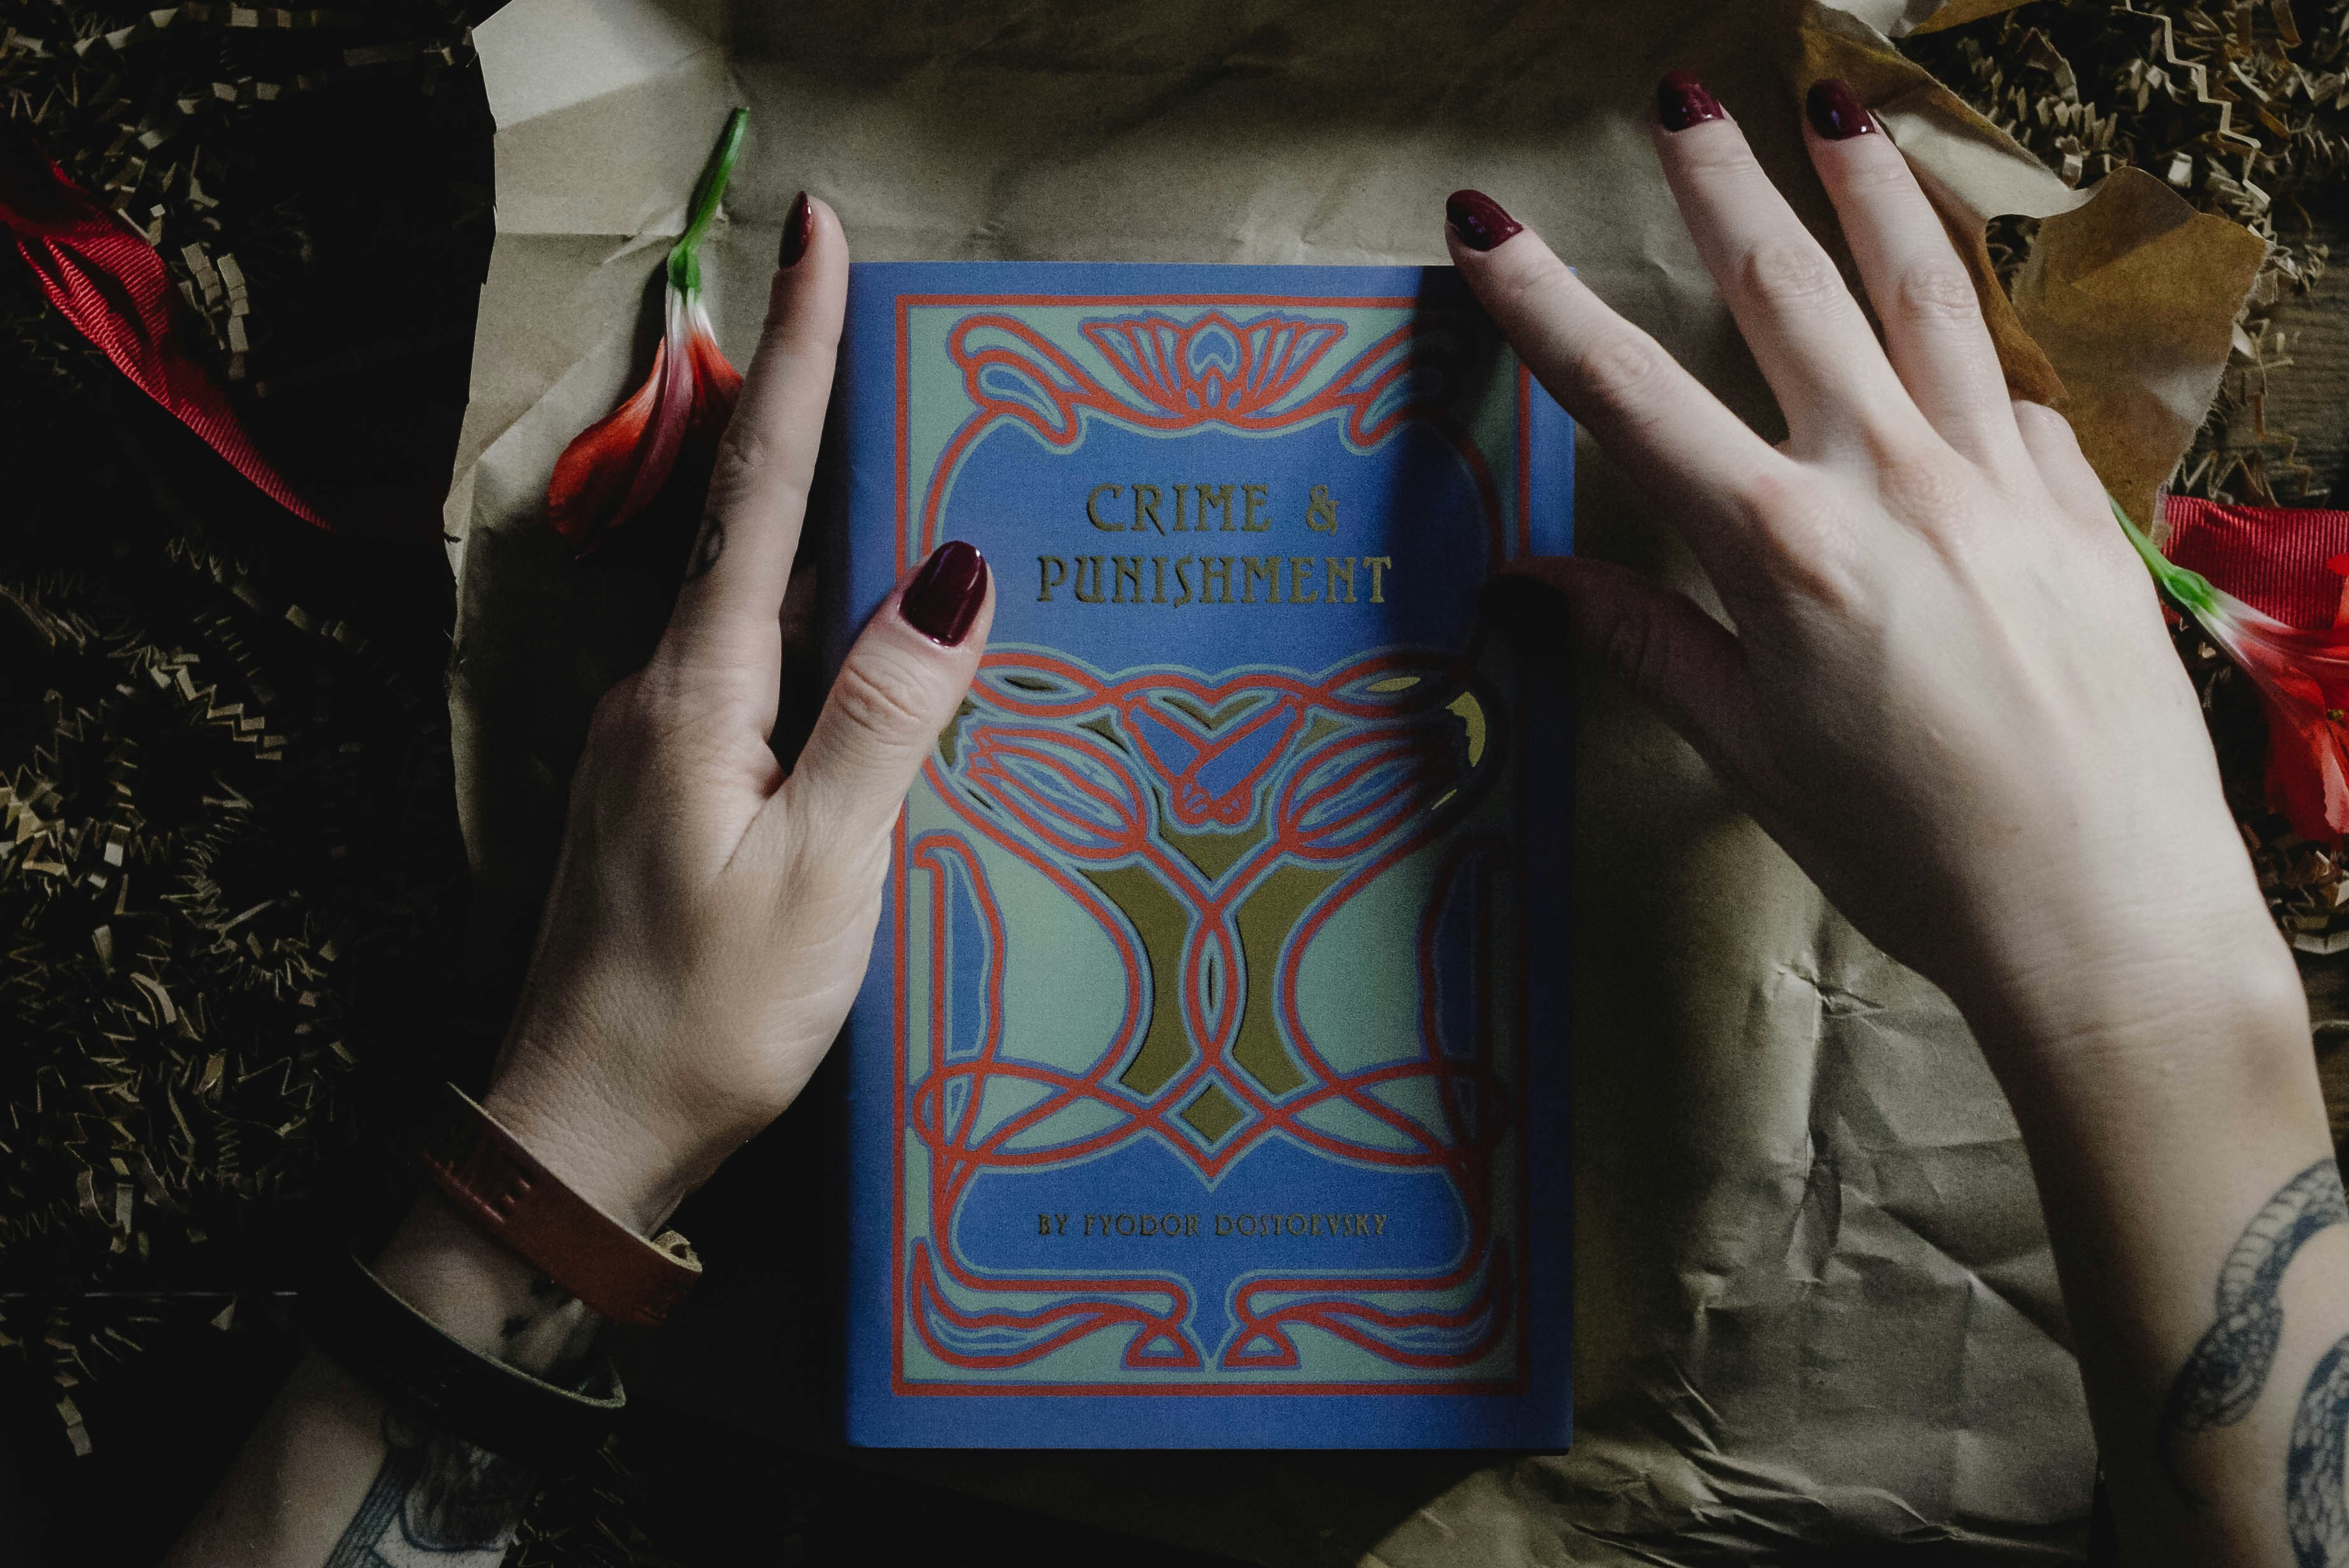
[2290, 1334, 2349, 1567]
[322, 1408, 536, 1567]
[2158, 1156, 2349, 1561]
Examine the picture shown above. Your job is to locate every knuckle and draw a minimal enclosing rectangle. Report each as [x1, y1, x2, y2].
[1889, 264, 1980, 327]
[1490, 246, 1579, 323]
[773, 318, 842, 367]
[1597, 603, 1675, 698]
[1675, 133, 1760, 181]
[1741, 242, 1847, 316]
[1730, 463, 1810, 531]
[702, 418, 814, 536]
[1568, 329, 1678, 433]
[593, 662, 720, 763]
[754, 297, 847, 390]
[1728, 467, 1863, 605]
[828, 651, 936, 743]
[703, 421, 774, 512]
[1870, 444, 1974, 532]
[1836, 150, 1917, 199]
[2012, 398, 2080, 450]
[589, 671, 652, 739]
[581, 671, 685, 781]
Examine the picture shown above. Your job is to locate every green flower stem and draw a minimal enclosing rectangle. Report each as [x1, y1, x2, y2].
[2110, 491, 2223, 623]
[667, 106, 750, 296]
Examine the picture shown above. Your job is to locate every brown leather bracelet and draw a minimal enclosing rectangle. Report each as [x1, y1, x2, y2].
[420, 1084, 702, 1329]
[300, 1248, 626, 1464]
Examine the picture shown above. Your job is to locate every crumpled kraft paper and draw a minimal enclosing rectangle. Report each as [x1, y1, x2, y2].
[2013, 167, 2271, 535]
[1838, 0, 2040, 38]
[1792, 6, 2265, 525]
[445, 1, 2267, 1562]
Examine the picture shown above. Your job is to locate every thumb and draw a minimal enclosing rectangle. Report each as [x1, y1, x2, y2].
[781, 540, 994, 847]
[1487, 557, 1753, 776]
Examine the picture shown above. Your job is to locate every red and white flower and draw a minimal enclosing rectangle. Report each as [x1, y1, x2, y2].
[2122, 498, 2349, 841]
[546, 108, 747, 550]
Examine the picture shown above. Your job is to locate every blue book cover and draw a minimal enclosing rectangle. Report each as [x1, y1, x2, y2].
[830, 262, 1573, 1448]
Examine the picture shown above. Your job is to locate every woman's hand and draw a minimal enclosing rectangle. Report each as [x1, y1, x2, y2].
[483, 195, 993, 1233]
[1450, 76, 2342, 1565]
[1453, 77, 2297, 1070]
[173, 195, 996, 1568]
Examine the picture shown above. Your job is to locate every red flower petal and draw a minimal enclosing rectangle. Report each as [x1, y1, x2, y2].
[2259, 695, 2349, 842]
[546, 335, 669, 546]
[686, 304, 742, 404]
[2204, 603, 2349, 841]
[545, 292, 741, 550]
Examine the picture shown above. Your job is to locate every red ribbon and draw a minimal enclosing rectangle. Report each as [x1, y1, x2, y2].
[0, 131, 328, 529]
[2162, 494, 2349, 630]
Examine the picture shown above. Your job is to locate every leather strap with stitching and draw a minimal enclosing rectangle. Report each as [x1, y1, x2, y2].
[421, 1084, 702, 1329]
[300, 1249, 626, 1465]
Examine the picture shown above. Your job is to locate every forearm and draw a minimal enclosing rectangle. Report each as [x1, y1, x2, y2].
[1969, 936, 2348, 1565]
[164, 1196, 596, 1568]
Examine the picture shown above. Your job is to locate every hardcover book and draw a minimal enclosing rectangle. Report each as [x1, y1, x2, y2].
[830, 262, 1573, 1448]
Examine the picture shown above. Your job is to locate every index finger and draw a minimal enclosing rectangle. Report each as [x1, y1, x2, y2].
[659, 194, 845, 694]
[1444, 190, 1796, 570]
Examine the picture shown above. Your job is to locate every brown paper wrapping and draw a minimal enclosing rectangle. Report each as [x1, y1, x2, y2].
[444, 2, 2264, 1560]
[2012, 167, 2271, 528]
[1910, 0, 2042, 34]
[1831, 0, 2041, 36]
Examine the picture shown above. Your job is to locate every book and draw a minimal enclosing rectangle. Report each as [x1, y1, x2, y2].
[829, 262, 1573, 1448]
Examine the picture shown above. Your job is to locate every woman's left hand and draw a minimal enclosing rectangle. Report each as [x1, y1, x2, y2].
[482, 195, 994, 1233]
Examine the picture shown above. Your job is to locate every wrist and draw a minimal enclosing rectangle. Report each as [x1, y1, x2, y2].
[481, 1051, 698, 1238]
[1953, 910, 2312, 1119]
[1937, 827, 2305, 1084]
[369, 1194, 600, 1376]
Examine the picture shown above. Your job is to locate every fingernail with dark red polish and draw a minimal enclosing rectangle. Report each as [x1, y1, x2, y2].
[1446, 190, 1522, 253]
[901, 540, 987, 647]
[1656, 71, 1726, 132]
[778, 190, 812, 269]
[1805, 78, 1876, 141]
